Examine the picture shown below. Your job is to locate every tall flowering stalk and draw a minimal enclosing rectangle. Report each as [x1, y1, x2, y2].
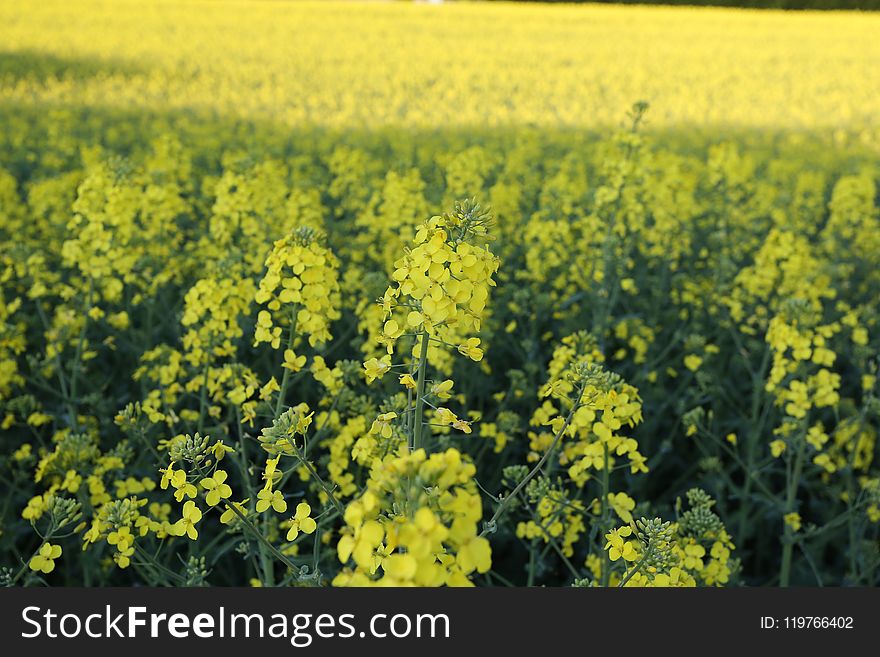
[343, 200, 500, 586]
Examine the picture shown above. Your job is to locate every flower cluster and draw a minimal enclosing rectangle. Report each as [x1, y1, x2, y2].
[255, 228, 341, 349]
[334, 448, 491, 586]
[377, 200, 499, 367]
[603, 490, 737, 587]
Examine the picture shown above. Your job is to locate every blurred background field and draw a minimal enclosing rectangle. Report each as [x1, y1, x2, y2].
[2, 0, 880, 133]
[3, 0, 879, 191]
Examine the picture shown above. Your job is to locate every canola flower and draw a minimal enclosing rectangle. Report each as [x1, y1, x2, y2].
[1, 2, 879, 589]
[334, 448, 491, 587]
[2, 1, 880, 132]
[29, 543, 62, 574]
[4, 156, 878, 587]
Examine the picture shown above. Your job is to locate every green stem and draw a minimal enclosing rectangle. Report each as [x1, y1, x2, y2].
[843, 412, 867, 582]
[133, 544, 182, 585]
[223, 501, 299, 576]
[292, 445, 345, 516]
[780, 435, 806, 587]
[526, 541, 538, 586]
[737, 344, 771, 543]
[618, 556, 646, 588]
[197, 361, 210, 434]
[600, 443, 612, 588]
[262, 305, 299, 586]
[232, 408, 268, 583]
[274, 306, 300, 418]
[405, 342, 417, 443]
[310, 528, 322, 585]
[412, 329, 430, 451]
[67, 279, 94, 430]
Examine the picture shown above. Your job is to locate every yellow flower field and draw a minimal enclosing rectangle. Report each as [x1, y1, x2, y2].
[0, 0, 878, 588]
[2, 0, 880, 131]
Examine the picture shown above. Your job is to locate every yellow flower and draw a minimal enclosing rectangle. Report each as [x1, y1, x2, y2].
[377, 552, 414, 581]
[604, 526, 638, 562]
[283, 349, 307, 372]
[220, 499, 250, 525]
[684, 354, 703, 372]
[363, 355, 392, 384]
[431, 379, 454, 400]
[61, 469, 82, 493]
[13, 443, 31, 461]
[457, 337, 484, 362]
[338, 519, 385, 568]
[682, 543, 706, 569]
[813, 453, 836, 474]
[256, 488, 288, 514]
[27, 412, 51, 427]
[255, 310, 282, 349]
[113, 543, 135, 569]
[784, 512, 802, 532]
[211, 440, 235, 461]
[261, 456, 281, 489]
[200, 469, 233, 506]
[370, 412, 397, 439]
[286, 502, 318, 541]
[107, 526, 133, 550]
[29, 543, 62, 574]
[170, 470, 198, 502]
[455, 535, 492, 574]
[259, 377, 280, 401]
[382, 319, 402, 339]
[608, 492, 636, 524]
[21, 496, 45, 521]
[436, 407, 471, 434]
[852, 327, 868, 346]
[172, 501, 203, 540]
